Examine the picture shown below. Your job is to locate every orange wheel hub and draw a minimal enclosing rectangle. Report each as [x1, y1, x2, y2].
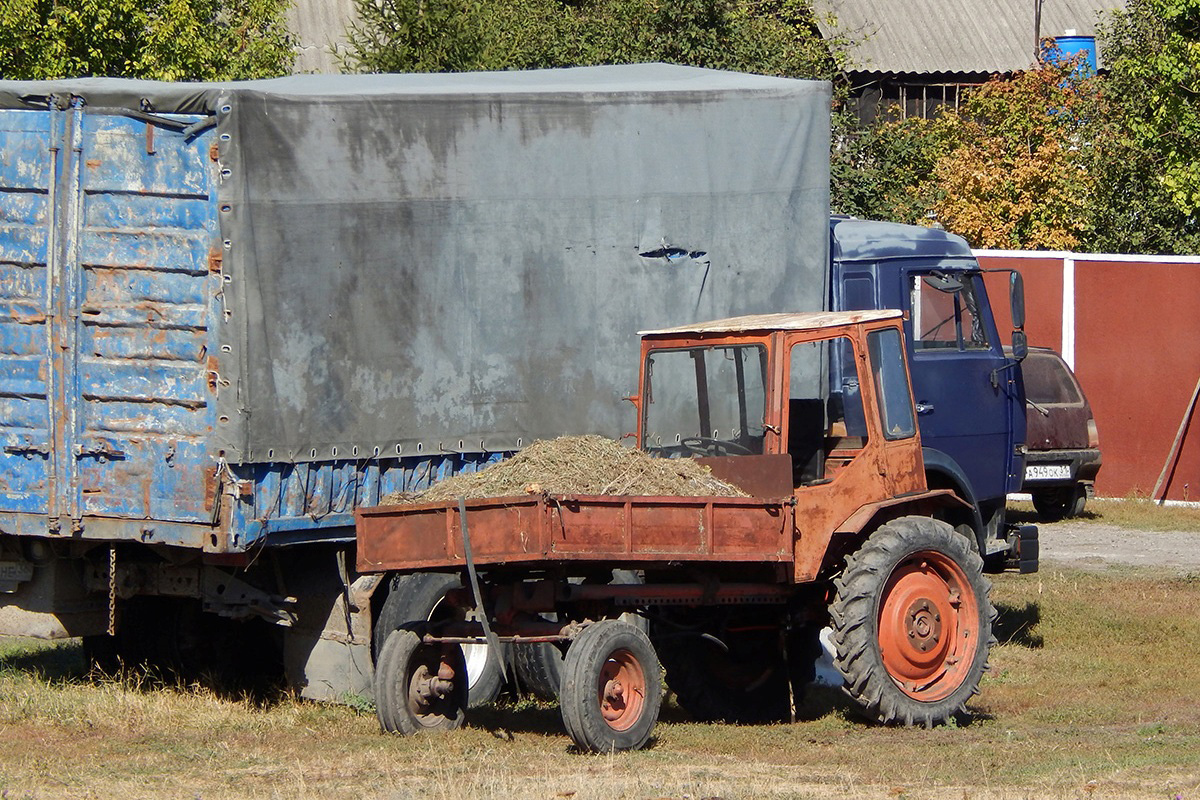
[597, 649, 647, 732]
[877, 551, 980, 701]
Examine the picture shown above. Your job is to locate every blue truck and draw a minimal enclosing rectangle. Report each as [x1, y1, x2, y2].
[830, 217, 1034, 569]
[0, 66, 1032, 704]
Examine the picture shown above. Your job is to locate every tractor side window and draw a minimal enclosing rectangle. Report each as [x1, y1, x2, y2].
[787, 336, 866, 486]
[868, 328, 917, 440]
[911, 273, 990, 351]
[642, 344, 767, 457]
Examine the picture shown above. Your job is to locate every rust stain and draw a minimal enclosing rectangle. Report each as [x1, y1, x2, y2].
[209, 143, 220, 162]
[85, 159, 101, 168]
[206, 355, 220, 393]
[208, 247, 222, 273]
[142, 471, 154, 519]
[11, 313, 48, 324]
[204, 467, 219, 512]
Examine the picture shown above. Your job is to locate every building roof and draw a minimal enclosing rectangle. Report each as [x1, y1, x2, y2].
[812, 0, 1125, 76]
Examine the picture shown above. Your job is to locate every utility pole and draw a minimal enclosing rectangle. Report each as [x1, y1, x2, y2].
[1034, 0, 1045, 63]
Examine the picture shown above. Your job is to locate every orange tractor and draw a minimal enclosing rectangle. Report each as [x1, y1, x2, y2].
[356, 310, 1027, 751]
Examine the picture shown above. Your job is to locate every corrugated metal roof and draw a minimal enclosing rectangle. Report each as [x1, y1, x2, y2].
[813, 0, 1125, 75]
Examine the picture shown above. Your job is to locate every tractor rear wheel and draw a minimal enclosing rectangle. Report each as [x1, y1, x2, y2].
[830, 516, 995, 727]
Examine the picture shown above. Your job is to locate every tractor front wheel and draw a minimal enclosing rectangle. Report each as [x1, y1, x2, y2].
[375, 625, 468, 736]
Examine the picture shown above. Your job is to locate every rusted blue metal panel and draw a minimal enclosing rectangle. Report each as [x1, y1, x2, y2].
[230, 452, 506, 548]
[2, 102, 609, 552]
[71, 110, 222, 527]
[0, 105, 221, 539]
[0, 107, 55, 516]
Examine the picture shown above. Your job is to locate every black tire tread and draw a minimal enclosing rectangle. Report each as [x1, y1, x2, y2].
[1032, 485, 1087, 521]
[374, 625, 467, 736]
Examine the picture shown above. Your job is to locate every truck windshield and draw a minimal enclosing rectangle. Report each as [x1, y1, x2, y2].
[642, 344, 767, 457]
[911, 272, 990, 351]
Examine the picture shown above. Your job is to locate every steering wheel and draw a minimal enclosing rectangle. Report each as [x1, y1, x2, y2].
[679, 437, 754, 457]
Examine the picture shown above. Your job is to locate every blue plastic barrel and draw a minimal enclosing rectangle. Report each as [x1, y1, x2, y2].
[1052, 35, 1097, 76]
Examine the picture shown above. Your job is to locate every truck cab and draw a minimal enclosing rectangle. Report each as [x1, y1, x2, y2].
[829, 217, 1032, 568]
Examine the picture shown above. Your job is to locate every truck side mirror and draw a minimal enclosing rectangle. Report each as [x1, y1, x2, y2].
[1009, 271, 1026, 330]
[1010, 330, 1028, 361]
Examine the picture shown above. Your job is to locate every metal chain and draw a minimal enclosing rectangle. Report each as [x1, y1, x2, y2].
[107, 544, 116, 636]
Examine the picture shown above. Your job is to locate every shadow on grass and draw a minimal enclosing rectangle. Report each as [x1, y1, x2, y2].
[0, 637, 290, 706]
[466, 679, 997, 745]
[994, 600, 1043, 648]
[468, 698, 571, 739]
[0, 638, 89, 682]
[801, 684, 995, 728]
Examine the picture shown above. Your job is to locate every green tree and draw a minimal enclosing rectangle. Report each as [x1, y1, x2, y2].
[0, 0, 294, 80]
[930, 59, 1100, 250]
[832, 59, 1107, 252]
[1090, 0, 1200, 252]
[341, 0, 848, 80]
[830, 111, 951, 224]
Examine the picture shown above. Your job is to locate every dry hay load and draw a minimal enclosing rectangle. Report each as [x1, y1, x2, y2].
[382, 435, 749, 505]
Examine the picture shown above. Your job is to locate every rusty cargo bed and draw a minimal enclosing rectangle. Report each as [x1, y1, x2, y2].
[355, 493, 796, 574]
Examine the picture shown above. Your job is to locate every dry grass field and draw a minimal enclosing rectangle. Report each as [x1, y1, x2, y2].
[3, 528, 1199, 799]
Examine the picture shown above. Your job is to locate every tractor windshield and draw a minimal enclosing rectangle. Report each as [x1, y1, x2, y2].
[642, 344, 767, 457]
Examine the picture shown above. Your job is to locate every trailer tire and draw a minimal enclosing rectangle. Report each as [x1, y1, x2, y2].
[375, 625, 468, 735]
[514, 570, 645, 700]
[830, 516, 995, 728]
[559, 620, 661, 753]
[374, 572, 505, 708]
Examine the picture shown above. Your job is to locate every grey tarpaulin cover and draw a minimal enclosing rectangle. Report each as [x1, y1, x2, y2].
[1, 65, 831, 463]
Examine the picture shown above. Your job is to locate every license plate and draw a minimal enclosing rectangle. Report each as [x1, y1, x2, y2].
[1025, 463, 1071, 481]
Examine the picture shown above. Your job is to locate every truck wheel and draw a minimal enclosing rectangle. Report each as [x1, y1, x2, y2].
[1032, 485, 1086, 521]
[514, 638, 565, 701]
[374, 572, 504, 708]
[830, 516, 995, 728]
[559, 620, 661, 753]
[375, 625, 467, 735]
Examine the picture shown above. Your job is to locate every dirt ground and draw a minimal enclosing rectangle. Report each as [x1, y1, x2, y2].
[1036, 519, 1200, 571]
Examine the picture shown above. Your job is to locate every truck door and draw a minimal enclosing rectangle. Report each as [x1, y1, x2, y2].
[0, 102, 222, 530]
[905, 270, 1014, 506]
[0, 107, 58, 519]
[71, 107, 223, 525]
